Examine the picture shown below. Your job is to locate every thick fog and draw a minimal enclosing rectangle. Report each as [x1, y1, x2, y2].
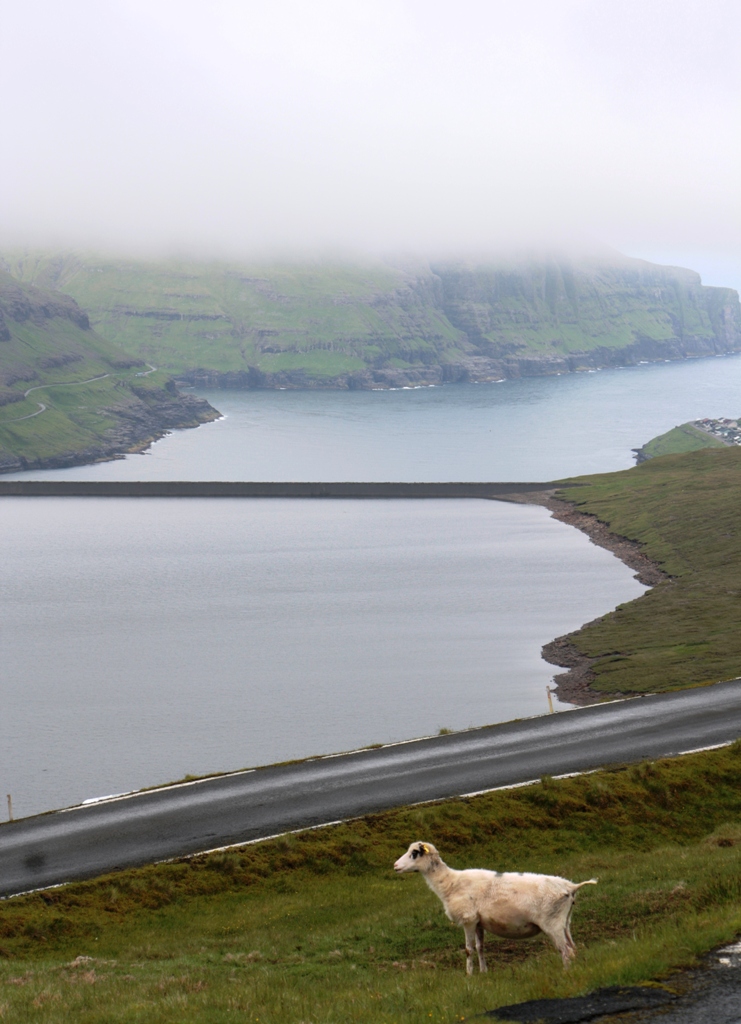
[1, 0, 739, 288]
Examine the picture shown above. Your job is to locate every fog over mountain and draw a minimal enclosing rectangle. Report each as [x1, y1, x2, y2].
[1, 0, 739, 289]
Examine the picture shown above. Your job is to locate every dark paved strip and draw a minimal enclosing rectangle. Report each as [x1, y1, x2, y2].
[2, 680, 740, 898]
[485, 985, 676, 1022]
[0, 480, 572, 498]
[486, 941, 741, 1023]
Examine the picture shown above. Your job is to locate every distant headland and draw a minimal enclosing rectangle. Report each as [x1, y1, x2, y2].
[634, 417, 741, 462]
[1, 249, 740, 472]
[4, 249, 740, 390]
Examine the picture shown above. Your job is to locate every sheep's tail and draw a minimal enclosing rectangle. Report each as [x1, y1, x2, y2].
[573, 878, 598, 891]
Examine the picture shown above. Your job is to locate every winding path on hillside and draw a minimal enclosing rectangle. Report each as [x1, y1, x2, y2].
[2, 374, 112, 423]
[1, 679, 741, 898]
[1, 364, 158, 425]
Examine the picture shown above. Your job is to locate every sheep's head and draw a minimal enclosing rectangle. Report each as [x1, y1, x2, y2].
[394, 841, 439, 873]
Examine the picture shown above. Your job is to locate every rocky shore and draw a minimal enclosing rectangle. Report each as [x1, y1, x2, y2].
[506, 490, 670, 705]
[542, 496, 669, 705]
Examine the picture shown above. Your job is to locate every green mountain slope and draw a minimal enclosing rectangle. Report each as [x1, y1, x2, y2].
[0, 271, 217, 472]
[5, 250, 740, 388]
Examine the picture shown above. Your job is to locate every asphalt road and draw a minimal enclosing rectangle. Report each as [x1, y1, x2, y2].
[2, 679, 741, 899]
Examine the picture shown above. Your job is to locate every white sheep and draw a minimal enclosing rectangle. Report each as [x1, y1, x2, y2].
[393, 841, 597, 974]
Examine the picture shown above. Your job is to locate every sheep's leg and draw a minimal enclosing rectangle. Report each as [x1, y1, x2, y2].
[561, 941, 576, 968]
[542, 896, 579, 968]
[475, 921, 487, 973]
[462, 923, 477, 975]
[564, 905, 577, 956]
[542, 924, 575, 968]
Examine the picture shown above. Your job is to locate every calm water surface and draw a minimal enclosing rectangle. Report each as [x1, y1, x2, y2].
[5, 356, 734, 816]
[1, 499, 644, 817]
[7, 352, 741, 482]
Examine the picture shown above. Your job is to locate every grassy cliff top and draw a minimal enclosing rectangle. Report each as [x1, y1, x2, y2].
[635, 420, 740, 461]
[4, 250, 739, 385]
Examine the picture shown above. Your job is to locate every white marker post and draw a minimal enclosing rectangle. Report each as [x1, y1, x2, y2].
[546, 686, 555, 714]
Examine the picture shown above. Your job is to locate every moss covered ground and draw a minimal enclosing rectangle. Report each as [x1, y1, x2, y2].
[2, 744, 741, 1022]
[556, 446, 741, 695]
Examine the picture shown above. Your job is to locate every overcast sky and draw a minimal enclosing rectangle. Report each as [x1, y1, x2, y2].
[1, 0, 739, 288]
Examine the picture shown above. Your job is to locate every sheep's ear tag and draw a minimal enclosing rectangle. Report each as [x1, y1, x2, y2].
[420, 844, 429, 854]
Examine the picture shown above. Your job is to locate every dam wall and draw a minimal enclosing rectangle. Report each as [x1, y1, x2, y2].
[0, 480, 569, 498]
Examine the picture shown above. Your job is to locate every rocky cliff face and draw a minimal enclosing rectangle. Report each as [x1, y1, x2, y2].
[423, 256, 741, 379]
[159, 257, 741, 389]
[4, 251, 740, 389]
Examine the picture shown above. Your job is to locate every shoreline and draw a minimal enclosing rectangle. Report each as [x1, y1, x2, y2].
[0, 475, 664, 705]
[0, 395, 219, 476]
[499, 489, 669, 705]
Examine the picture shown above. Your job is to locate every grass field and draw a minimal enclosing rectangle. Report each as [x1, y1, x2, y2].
[555, 446, 741, 695]
[2, 744, 741, 1022]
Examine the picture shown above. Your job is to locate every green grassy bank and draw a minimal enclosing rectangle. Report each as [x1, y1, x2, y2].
[2, 744, 741, 1022]
[635, 422, 727, 461]
[554, 446, 741, 695]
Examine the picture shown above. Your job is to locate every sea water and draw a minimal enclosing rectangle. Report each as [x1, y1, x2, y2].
[6, 352, 741, 483]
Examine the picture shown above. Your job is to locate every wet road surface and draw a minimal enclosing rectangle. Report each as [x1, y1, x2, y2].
[1, 679, 741, 899]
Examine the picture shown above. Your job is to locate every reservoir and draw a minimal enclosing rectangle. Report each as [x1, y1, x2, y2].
[5, 354, 738, 817]
[0, 498, 644, 818]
